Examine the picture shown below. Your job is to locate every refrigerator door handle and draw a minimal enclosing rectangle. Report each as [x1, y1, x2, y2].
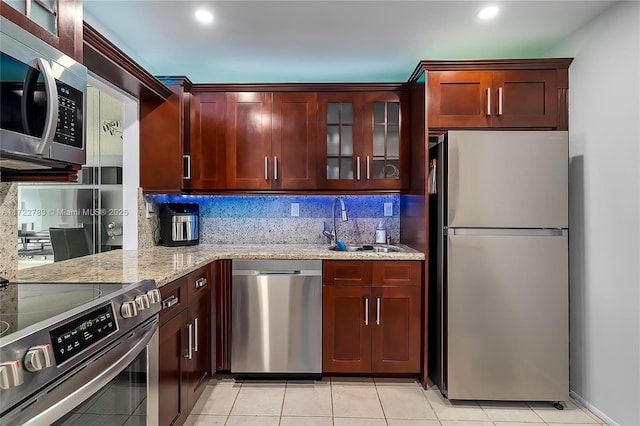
[448, 228, 567, 237]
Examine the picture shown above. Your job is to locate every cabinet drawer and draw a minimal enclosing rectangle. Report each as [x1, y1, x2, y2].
[159, 276, 188, 325]
[187, 265, 211, 301]
[372, 261, 422, 286]
[323, 260, 373, 285]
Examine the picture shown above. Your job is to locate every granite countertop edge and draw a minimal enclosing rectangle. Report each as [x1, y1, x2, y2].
[15, 244, 425, 287]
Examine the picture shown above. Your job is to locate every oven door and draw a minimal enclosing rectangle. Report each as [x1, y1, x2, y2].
[7, 317, 158, 426]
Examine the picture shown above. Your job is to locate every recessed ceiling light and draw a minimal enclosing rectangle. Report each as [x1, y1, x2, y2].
[195, 9, 214, 24]
[478, 5, 499, 20]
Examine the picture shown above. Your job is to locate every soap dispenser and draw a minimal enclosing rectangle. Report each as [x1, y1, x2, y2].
[375, 220, 387, 244]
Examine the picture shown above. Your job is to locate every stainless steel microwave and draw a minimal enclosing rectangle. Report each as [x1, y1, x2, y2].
[0, 16, 87, 170]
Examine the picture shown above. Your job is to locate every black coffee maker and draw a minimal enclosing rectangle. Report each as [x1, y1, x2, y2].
[159, 203, 199, 247]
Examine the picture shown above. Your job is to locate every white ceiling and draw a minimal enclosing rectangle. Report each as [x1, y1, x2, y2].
[82, 0, 616, 84]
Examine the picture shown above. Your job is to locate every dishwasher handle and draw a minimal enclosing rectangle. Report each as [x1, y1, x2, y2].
[233, 269, 322, 276]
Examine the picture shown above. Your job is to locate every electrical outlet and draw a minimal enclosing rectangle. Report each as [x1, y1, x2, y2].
[145, 202, 155, 219]
[384, 202, 393, 217]
[291, 203, 300, 217]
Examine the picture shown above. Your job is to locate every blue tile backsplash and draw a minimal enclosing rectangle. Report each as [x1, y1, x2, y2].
[146, 194, 400, 245]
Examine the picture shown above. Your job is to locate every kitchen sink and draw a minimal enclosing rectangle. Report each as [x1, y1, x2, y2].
[328, 244, 402, 253]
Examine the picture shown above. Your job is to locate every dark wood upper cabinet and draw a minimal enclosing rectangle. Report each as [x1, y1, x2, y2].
[362, 92, 409, 189]
[140, 79, 191, 192]
[317, 91, 409, 190]
[417, 59, 572, 130]
[225, 92, 273, 190]
[428, 70, 558, 128]
[317, 92, 365, 190]
[189, 92, 227, 189]
[1, 0, 83, 62]
[271, 92, 318, 190]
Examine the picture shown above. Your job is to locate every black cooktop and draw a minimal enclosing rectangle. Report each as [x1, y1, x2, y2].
[0, 282, 127, 339]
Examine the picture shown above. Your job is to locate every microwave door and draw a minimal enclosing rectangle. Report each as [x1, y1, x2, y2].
[22, 58, 59, 156]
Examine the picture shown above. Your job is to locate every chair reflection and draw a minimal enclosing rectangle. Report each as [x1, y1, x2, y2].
[49, 227, 92, 262]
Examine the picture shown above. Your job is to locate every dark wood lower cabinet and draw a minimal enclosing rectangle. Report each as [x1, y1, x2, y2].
[371, 286, 421, 373]
[159, 309, 188, 426]
[158, 265, 212, 426]
[323, 285, 371, 373]
[322, 260, 423, 375]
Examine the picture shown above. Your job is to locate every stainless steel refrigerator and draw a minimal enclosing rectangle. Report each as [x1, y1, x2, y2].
[430, 130, 569, 402]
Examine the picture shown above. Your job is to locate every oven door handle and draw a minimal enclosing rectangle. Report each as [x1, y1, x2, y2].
[19, 318, 158, 426]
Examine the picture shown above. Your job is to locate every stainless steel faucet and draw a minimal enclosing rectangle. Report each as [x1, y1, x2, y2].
[324, 197, 348, 245]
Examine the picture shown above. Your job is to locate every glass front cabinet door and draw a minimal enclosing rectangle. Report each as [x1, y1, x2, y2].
[318, 91, 407, 190]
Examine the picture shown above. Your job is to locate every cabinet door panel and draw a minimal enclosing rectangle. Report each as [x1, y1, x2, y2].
[492, 70, 558, 128]
[158, 309, 188, 426]
[324, 260, 372, 285]
[372, 261, 422, 286]
[317, 93, 364, 190]
[362, 92, 409, 189]
[140, 88, 184, 191]
[190, 92, 226, 189]
[226, 92, 272, 189]
[323, 286, 371, 373]
[371, 286, 421, 373]
[272, 92, 318, 189]
[428, 71, 492, 128]
[186, 290, 211, 411]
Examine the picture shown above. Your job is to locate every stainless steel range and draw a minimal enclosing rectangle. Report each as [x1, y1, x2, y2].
[0, 279, 161, 425]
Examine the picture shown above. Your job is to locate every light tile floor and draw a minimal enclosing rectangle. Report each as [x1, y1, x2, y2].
[186, 376, 606, 426]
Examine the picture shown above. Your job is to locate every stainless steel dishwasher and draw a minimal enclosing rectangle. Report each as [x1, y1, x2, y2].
[231, 259, 322, 376]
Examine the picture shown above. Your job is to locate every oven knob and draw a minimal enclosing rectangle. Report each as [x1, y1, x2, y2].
[135, 294, 150, 310]
[0, 360, 24, 389]
[146, 289, 161, 304]
[120, 301, 138, 318]
[24, 344, 55, 372]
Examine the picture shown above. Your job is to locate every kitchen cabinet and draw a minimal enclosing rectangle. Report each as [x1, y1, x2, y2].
[317, 91, 408, 190]
[271, 92, 318, 190]
[214, 259, 232, 372]
[158, 265, 212, 426]
[1, 0, 83, 62]
[140, 77, 192, 192]
[323, 260, 422, 374]
[223, 92, 318, 190]
[189, 92, 227, 189]
[425, 63, 570, 129]
[225, 92, 273, 189]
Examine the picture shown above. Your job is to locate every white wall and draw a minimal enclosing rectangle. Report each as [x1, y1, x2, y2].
[546, 2, 640, 425]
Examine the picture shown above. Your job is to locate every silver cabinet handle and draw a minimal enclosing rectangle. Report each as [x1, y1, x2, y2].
[497, 87, 503, 116]
[356, 156, 361, 180]
[194, 318, 199, 352]
[162, 295, 178, 309]
[274, 156, 278, 181]
[264, 156, 269, 180]
[486, 88, 491, 116]
[183, 155, 191, 180]
[195, 277, 207, 288]
[366, 156, 370, 180]
[364, 297, 369, 326]
[375, 297, 381, 325]
[34, 58, 59, 156]
[186, 323, 193, 360]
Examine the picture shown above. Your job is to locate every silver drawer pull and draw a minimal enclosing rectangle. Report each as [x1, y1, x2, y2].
[162, 295, 178, 309]
[195, 277, 208, 288]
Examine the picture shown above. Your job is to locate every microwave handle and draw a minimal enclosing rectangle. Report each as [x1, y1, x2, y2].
[24, 58, 59, 156]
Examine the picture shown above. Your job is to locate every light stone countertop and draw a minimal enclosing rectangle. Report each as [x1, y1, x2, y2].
[15, 244, 424, 287]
